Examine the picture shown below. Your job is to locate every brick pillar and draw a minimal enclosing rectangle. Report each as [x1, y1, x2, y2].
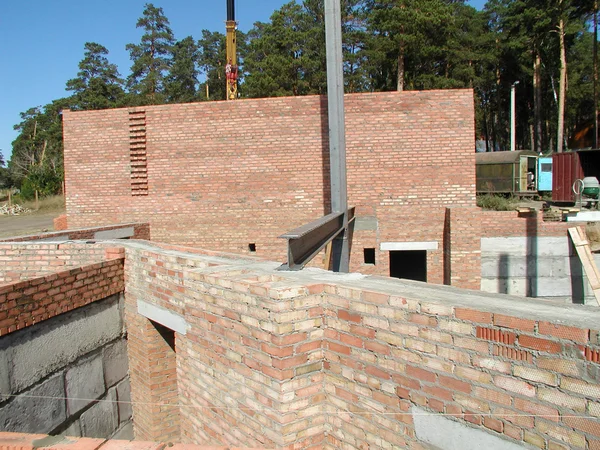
[126, 311, 180, 442]
[444, 207, 481, 290]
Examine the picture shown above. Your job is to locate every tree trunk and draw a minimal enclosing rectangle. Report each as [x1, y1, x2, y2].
[397, 43, 405, 92]
[534, 50, 543, 153]
[557, 17, 567, 153]
[594, 0, 598, 148]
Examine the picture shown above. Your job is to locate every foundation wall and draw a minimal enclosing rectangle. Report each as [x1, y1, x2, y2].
[121, 242, 600, 450]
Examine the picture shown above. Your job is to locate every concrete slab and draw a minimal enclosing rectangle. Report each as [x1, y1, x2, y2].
[0, 373, 66, 433]
[103, 340, 129, 388]
[354, 216, 378, 231]
[94, 227, 134, 240]
[80, 388, 119, 439]
[5, 295, 122, 393]
[412, 406, 527, 450]
[0, 349, 10, 398]
[66, 355, 105, 416]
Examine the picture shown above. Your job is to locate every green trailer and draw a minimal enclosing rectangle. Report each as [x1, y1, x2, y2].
[476, 150, 538, 196]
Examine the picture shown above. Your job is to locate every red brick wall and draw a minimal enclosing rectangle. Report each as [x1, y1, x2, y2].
[0, 251, 124, 336]
[122, 243, 600, 450]
[480, 210, 571, 238]
[63, 91, 475, 281]
[0, 223, 150, 243]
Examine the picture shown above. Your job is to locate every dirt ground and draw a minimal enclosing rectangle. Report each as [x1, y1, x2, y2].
[0, 212, 61, 239]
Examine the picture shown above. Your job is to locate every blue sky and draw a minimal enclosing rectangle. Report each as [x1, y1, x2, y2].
[0, 0, 486, 162]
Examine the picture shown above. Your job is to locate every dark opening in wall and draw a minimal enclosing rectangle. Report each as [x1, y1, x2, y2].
[248, 243, 257, 252]
[389, 250, 427, 282]
[152, 320, 175, 352]
[363, 248, 376, 264]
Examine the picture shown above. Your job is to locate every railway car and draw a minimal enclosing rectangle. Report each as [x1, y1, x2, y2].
[475, 150, 539, 197]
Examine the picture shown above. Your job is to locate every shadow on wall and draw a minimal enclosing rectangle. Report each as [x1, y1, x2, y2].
[320, 95, 332, 215]
[498, 253, 508, 294]
[526, 212, 538, 297]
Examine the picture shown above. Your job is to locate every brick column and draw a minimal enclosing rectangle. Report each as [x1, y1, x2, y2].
[126, 311, 180, 442]
[444, 207, 482, 290]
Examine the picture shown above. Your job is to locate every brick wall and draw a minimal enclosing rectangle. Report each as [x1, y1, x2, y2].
[0, 223, 150, 243]
[480, 210, 571, 238]
[120, 242, 600, 450]
[0, 243, 121, 284]
[0, 244, 124, 335]
[63, 91, 476, 282]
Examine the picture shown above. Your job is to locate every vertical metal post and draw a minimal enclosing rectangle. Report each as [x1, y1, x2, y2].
[324, 0, 349, 272]
[510, 81, 519, 151]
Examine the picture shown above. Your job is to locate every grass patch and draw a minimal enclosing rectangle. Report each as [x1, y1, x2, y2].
[477, 194, 518, 211]
[18, 195, 65, 213]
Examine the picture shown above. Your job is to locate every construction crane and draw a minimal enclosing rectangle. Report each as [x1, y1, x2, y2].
[225, 0, 238, 100]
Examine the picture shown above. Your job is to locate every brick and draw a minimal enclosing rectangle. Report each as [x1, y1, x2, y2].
[537, 388, 586, 412]
[538, 321, 589, 344]
[513, 366, 557, 386]
[494, 314, 536, 332]
[484, 416, 503, 433]
[524, 431, 546, 448]
[406, 365, 436, 383]
[494, 376, 535, 397]
[473, 387, 511, 406]
[536, 419, 587, 448]
[563, 416, 600, 438]
[518, 335, 562, 354]
[514, 398, 560, 422]
[561, 377, 600, 399]
[455, 308, 492, 324]
[439, 375, 471, 394]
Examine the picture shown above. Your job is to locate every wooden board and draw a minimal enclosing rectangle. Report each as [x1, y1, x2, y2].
[568, 226, 600, 306]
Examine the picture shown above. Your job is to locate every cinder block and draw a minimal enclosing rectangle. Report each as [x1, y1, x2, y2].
[0, 348, 10, 398]
[60, 420, 82, 437]
[481, 237, 570, 257]
[94, 227, 134, 240]
[103, 339, 129, 388]
[80, 388, 119, 439]
[8, 295, 123, 393]
[111, 421, 134, 440]
[481, 277, 527, 296]
[66, 354, 105, 416]
[0, 373, 66, 433]
[116, 378, 132, 423]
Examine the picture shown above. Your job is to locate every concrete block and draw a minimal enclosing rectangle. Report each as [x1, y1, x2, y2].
[80, 388, 118, 439]
[481, 277, 527, 297]
[94, 226, 134, 240]
[481, 256, 529, 278]
[66, 354, 105, 416]
[103, 339, 129, 388]
[481, 237, 570, 257]
[111, 421, 134, 440]
[0, 348, 11, 399]
[412, 406, 526, 450]
[0, 373, 66, 433]
[60, 420, 81, 437]
[354, 216, 378, 231]
[535, 277, 577, 297]
[116, 378, 132, 423]
[7, 295, 122, 393]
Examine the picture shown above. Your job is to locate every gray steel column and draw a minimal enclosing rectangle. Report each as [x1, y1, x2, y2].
[325, 0, 350, 272]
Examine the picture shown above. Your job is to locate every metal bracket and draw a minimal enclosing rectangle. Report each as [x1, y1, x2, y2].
[278, 207, 355, 271]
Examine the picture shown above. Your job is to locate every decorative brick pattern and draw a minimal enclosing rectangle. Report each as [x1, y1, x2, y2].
[129, 110, 148, 196]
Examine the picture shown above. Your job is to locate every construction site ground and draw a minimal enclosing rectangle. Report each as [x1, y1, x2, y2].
[0, 212, 58, 238]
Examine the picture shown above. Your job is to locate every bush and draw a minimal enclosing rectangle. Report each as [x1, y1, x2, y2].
[477, 194, 518, 211]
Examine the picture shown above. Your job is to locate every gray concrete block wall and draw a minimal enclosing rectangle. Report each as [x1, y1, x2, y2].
[481, 236, 600, 304]
[0, 294, 132, 438]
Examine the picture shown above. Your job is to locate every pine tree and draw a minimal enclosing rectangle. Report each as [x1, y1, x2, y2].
[165, 36, 200, 103]
[66, 42, 125, 110]
[126, 3, 175, 104]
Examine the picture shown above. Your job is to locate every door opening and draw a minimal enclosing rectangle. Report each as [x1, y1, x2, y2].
[389, 250, 427, 282]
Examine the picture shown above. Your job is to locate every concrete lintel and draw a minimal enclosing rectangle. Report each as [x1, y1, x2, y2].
[380, 241, 438, 251]
[137, 300, 188, 335]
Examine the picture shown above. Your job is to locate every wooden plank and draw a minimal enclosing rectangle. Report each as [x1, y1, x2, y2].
[569, 227, 600, 306]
